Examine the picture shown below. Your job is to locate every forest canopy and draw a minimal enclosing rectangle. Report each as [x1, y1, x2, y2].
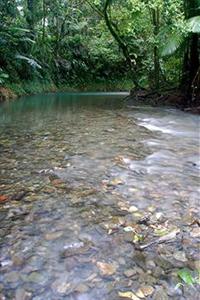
[0, 0, 199, 103]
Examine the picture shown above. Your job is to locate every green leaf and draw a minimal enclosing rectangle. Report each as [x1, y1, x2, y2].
[187, 16, 200, 33]
[160, 33, 183, 57]
[177, 269, 195, 286]
[20, 37, 36, 44]
[16, 55, 42, 69]
[11, 27, 30, 33]
[0, 68, 9, 84]
[0, 74, 9, 79]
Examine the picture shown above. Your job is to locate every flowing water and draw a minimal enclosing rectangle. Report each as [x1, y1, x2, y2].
[0, 93, 199, 300]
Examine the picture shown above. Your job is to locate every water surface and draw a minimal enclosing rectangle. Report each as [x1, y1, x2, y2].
[0, 93, 199, 300]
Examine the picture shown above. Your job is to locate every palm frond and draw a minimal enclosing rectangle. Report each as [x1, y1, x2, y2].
[187, 16, 200, 33]
[20, 37, 36, 44]
[160, 33, 183, 57]
[16, 55, 42, 69]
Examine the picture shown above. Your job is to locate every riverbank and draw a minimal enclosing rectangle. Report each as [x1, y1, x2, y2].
[0, 79, 133, 102]
[125, 88, 200, 114]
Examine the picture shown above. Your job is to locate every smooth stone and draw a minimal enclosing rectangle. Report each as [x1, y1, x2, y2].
[4, 271, 19, 283]
[123, 232, 135, 242]
[149, 211, 165, 223]
[194, 260, 200, 269]
[45, 231, 63, 240]
[153, 266, 165, 278]
[167, 285, 182, 297]
[128, 206, 138, 213]
[153, 287, 169, 300]
[156, 258, 172, 269]
[135, 267, 145, 275]
[118, 257, 126, 265]
[173, 251, 187, 262]
[12, 255, 24, 266]
[15, 288, 32, 300]
[133, 212, 143, 218]
[190, 227, 200, 238]
[51, 279, 72, 295]
[147, 206, 156, 212]
[139, 273, 157, 285]
[146, 260, 156, 269]
[155, 212, 164, 221]
[140, 285, 154, 296]
[26, 272, 47, 285]
[75, 283, 89, 293]
[124, 269, 137, 278]
[96, 262, 117, 276]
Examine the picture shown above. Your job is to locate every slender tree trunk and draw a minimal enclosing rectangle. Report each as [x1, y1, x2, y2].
[183, 34, 200, 105]
[181, 0, 200, 105]
[152, 8, 160, 90]
[103, 0, 139, 87]
[55, 16, 60, 57]
[27, 0, 35, 36]
[189, 34, 199, 95]
[42, 0, 46, 42]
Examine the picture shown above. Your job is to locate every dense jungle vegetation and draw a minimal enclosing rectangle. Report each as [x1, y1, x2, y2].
[0, 0, 200, 105]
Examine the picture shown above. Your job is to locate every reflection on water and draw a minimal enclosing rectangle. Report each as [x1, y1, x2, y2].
[0, 92, 126, 115]
[0, 93, 199, 300]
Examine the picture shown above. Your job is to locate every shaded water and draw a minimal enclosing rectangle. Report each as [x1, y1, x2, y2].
[0, 93, 199, 300]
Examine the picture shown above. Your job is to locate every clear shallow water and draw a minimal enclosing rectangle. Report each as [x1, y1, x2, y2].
[0, 93, 199, 300]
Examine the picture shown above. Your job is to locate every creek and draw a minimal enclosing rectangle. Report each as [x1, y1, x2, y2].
[0, 93, 199, 300]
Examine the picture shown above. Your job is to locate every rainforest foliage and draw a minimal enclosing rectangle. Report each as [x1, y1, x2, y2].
[0, 0, 199, 102]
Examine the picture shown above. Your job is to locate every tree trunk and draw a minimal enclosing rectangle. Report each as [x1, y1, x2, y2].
[103, 0, 139, 87]
[181, 0, 200, 106]
[42, 0, 46, 42]
[152, 8, 160, 90]
[27, 0, 35, 35]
